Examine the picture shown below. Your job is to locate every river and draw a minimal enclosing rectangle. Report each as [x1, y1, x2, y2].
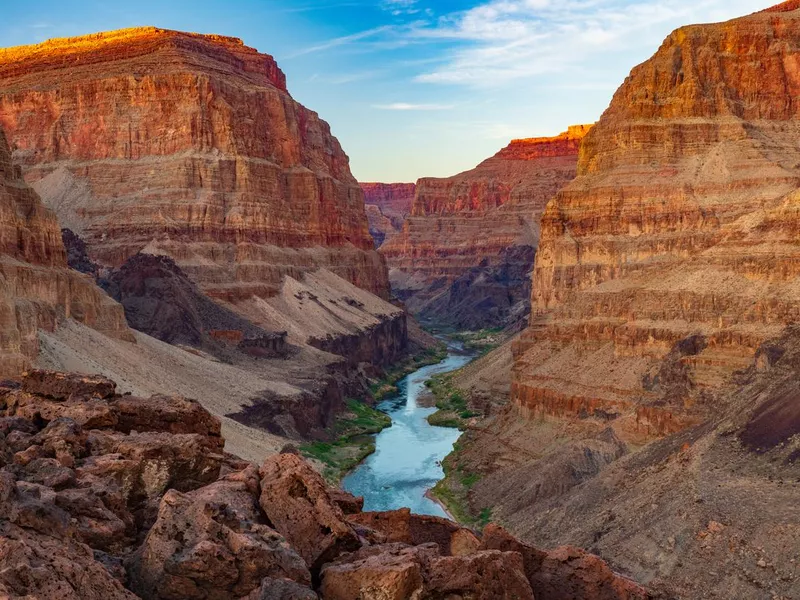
[341, 341, 475, 518]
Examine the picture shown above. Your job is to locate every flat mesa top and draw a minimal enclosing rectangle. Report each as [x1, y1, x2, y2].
[0, 26, 287, 92]
[0, 27, 251, 60]
[510, 124, 594, 147]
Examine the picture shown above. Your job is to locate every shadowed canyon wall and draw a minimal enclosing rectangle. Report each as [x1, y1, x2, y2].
[513, 1, 800, 441]
[0, 27, 389, 304]
[360, 182, 416, 247]
[381, 126, 590, 328]
[0, 127, 131, 377]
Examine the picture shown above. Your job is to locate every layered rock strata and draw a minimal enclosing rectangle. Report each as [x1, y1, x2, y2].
[447, 325, 800, 599]
[0, 369, 652, 599]
[381, 126, 590, 327]
[0, 27, 389, 301]
[0, 127, 130, 378]
[512, 2, 800, 440]
[360, 182, 415, 247]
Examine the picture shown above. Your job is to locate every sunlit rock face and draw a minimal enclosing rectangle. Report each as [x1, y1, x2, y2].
[513, 1, 800, 440]
[0, 27, 389, 302]
[0, 126, 131, 377]
[380, 126, 590, 327]
[360, 182, 416, 248]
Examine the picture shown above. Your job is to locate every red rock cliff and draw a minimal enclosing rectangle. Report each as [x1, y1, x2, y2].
[0, 27, 389, 301]
[360, 182, 416, 247]
[380, 127, 589, 324]
[0, 126, 131, 377]
[513, 3, 800, 440]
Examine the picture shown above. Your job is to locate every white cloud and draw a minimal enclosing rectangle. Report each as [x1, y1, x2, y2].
[408, 0, 774, 86]
[382, 0, 420, 15]
[285, 25, 393, 58]
[373, 102, 455, 110]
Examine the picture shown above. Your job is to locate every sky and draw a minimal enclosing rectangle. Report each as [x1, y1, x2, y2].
[1, 0, 778, 182]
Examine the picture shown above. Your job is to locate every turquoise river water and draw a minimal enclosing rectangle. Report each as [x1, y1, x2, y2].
[341, 341, 475, 518]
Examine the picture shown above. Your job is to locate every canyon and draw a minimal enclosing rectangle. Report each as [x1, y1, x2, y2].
[0, 29, 415, 462]
[0, 369, 650, 599]
[0, 27, 389, 301]
[433, 3, 800, 598]
[380, 126, 590, 329]
[1, 3, 800, 598]
[360, 182, 415, 247]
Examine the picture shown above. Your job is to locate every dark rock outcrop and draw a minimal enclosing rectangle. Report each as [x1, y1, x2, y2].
[100, 253, 288, 355]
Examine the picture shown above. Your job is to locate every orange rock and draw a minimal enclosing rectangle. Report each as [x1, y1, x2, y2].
[360, 182, 416, 247]
[513, 4, 800, 439]
[258, 453, 360, 572]
[347, 508, 480, 556]
[0, 127, 131, 377]
[481, 525, 650, 600]
[0, 27, 389, 303]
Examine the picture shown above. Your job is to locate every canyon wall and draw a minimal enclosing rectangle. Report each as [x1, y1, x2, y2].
[512, 1, 800, 440]
[0, 126, 130, 377]
[0, 27, 389, 303]
[360, 182, 415, 247]
[381, 127, 589, 328]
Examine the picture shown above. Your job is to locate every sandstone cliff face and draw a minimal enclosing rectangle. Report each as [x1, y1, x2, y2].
[360, 182, 415, 247]
[513, 3, 800, 439]
[0, 127, 130, 377]
[0, 27, 388, 302]
[381, 127, 589, 328]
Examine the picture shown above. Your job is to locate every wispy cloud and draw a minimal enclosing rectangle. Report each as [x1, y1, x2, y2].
[373, 102, 455, 110]
[406, 0, 773, 86]
[308, 70, 386, 84]
[382, 0, 421, 15]
[285, 25, 394, 58]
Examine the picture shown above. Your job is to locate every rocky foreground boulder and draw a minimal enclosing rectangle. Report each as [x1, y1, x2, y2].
[0, 369, 650, 599]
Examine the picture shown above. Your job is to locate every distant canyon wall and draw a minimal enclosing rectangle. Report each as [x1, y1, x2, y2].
[360, 182, 416, 247]
[381, 126, 590, 329]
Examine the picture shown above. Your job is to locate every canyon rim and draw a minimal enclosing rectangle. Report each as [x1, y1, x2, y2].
[0, 3, 799, 600]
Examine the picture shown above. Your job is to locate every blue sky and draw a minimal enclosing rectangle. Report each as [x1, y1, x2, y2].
[1, 0, 776, 182]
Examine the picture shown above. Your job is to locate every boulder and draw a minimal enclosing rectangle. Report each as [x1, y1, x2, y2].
[481, 524, 649, 600]
[78, 431, 222, 505]
[112, 393, 223, 449]
[245, 577, 319, 600]
[320, 543, 436, 600]
[0, 521, 138, 600]
[6, 390, 118, 429]
[128, 466, 310, 599]
[425, 550, 535, 600]
[329, 487, 364, 515]
[348, 508, 480, 556]
[258, 453, 361, 572]
[22, 370, 117, 400]
[0, 472, 70, 537]
[55, 485, 132, 551]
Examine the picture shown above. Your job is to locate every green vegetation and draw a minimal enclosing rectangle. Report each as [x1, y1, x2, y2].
[449, 327, 505, 355]
[478, 507, 493, 527]
[461, 471, 480, 488]
[430, 453, 492, 527]
[299, 399, 391, 483]
[369, 343, 448, 402]
[424, 372, 477, 430]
